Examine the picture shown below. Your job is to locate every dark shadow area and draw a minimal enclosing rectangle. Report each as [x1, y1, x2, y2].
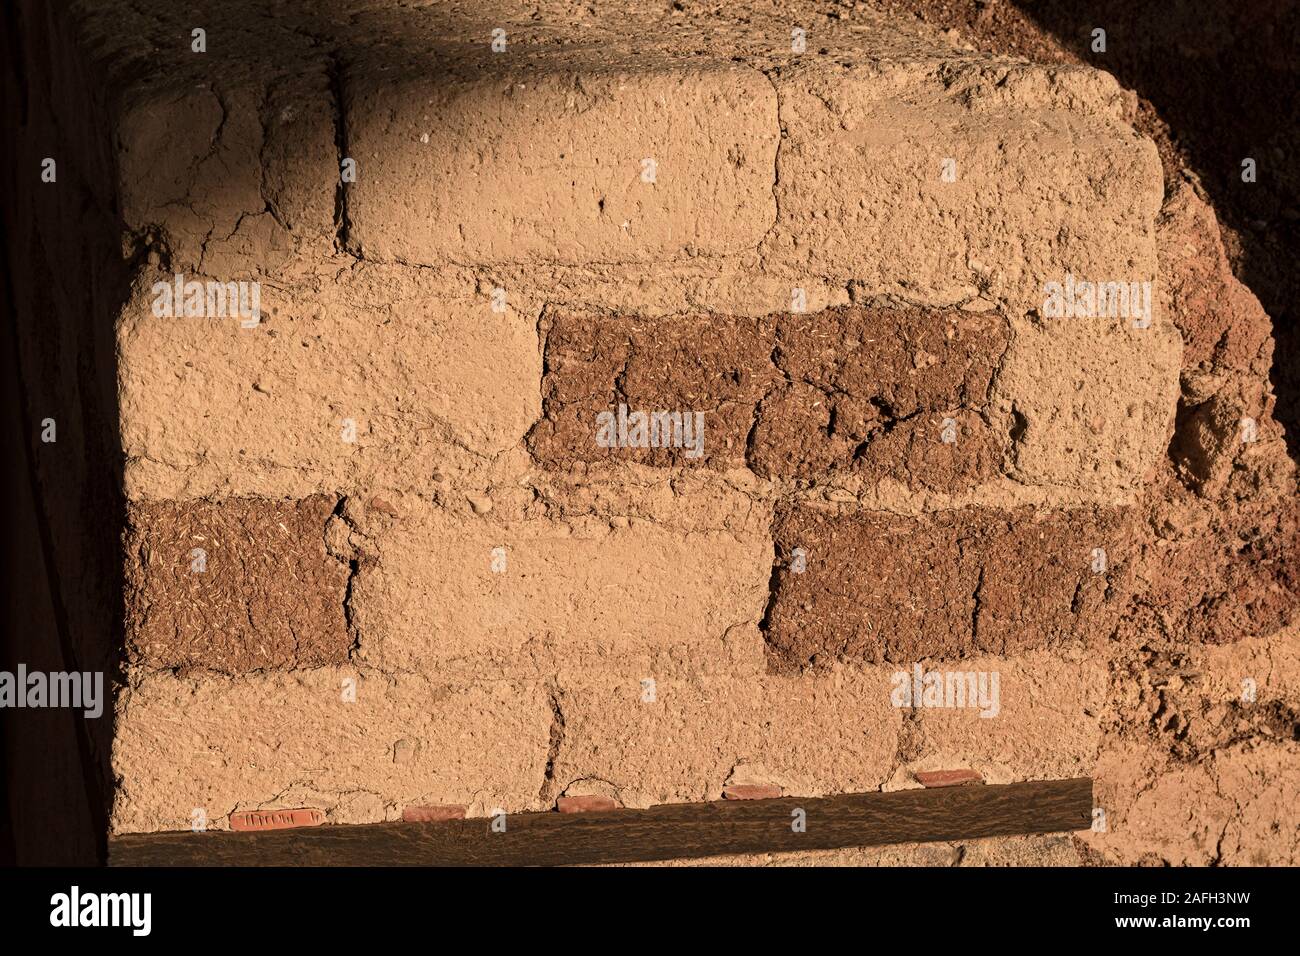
[2, 0, 129, 865]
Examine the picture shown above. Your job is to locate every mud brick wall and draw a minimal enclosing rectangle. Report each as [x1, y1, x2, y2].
[4, 0, 1296, 866]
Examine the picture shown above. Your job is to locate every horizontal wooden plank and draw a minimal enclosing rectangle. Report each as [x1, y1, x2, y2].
[109, 778, 1092, 866]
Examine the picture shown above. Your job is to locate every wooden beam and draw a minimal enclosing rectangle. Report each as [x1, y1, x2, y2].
[109, 777, 1092, 866]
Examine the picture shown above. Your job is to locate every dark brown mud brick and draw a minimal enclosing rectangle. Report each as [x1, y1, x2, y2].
[529, 310, 779, 468]
[531, 306, 1009, 491]
[749, 307, 1008, 486]
[764, 504, 1134, 670]
[124, 495, 350, 672]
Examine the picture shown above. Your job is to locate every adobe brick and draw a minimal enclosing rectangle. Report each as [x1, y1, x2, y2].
[124, 495, 350, 672]
[531, 306, 1009, 491]
[765, 504, 1134, 668]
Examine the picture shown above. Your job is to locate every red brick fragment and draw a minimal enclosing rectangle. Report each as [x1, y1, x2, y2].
[557, 795, 620, 813]
[722, 784, 783, 800]
[229, 808, 326, 831]
[402, 805, 467, 822]
[914, 769, 984, 788]
[368, 496, 400, 517]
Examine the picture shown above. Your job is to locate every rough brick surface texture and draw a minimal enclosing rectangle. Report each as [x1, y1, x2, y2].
[125, 496, 351, 672]
[530, 305, 1010, 489]
[765, 504, 1134, 669]
[5, 0, 1294, 868]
